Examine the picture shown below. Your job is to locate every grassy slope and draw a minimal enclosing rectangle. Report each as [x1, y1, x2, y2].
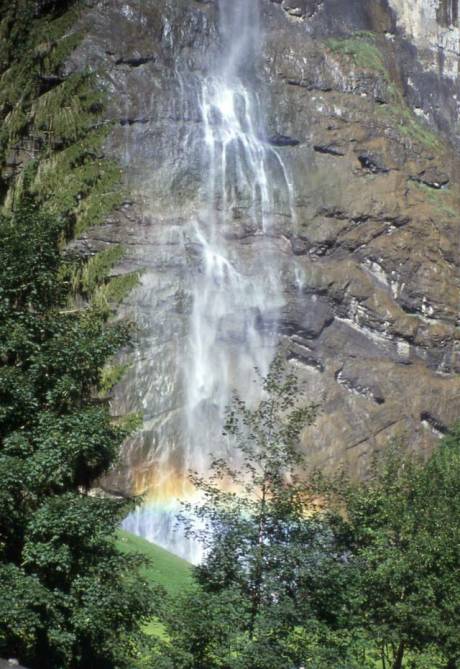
[116, 529, 193, 596]
[117, 530, 195, 646]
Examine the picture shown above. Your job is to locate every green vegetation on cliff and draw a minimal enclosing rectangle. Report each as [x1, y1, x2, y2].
[326, 33, 388, 76]
[326, 32, 443, 152]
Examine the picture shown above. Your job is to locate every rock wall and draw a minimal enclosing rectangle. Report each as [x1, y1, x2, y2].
[388, 0, 460, 73]
[69, 0, 460, 490]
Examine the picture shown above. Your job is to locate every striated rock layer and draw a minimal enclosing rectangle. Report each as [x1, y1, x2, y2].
[69, 0, 460, 496]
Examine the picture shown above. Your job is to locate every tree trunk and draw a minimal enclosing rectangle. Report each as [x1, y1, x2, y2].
[381, 642, 387, 669]
[249, 480, 267, 638]
[392, 642, 404, 669]
[445, 660, 457, 669]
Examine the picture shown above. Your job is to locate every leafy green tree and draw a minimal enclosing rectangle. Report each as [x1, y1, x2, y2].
[0, 200, 153, 668]
[324, 436, 460, 669]
[155, 360, 369, 669]
[155, 356, 460, 669]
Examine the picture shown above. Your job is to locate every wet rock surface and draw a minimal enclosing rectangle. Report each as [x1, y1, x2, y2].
[70, 0, 460, 484]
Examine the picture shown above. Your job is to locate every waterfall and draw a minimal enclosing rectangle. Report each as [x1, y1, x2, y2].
[123, 0, 295, 563]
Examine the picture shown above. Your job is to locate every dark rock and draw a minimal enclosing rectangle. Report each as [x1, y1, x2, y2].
[358, 152, 389, 174]
[38, 73, 65, 93]
[267, 133, 301, 146]
[314, 143, 345, 156]
[115, 55, 156, 67]
[411, 167, 450, 189]
[420, 411, 449, 435]
[291, 237, 310, 255]
[119, 118, 150, 126]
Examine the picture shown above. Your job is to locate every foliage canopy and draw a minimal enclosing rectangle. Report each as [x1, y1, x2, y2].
[0, 200, 153, 669]
[153, 361, 460, 669]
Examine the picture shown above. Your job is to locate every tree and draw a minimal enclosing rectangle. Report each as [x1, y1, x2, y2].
[0, 200, 153, 668]
[155, 359, 368, 669]
[323, 437, 460, 669]
[417, 424, 460, 668]
[155, 356, 460, 669]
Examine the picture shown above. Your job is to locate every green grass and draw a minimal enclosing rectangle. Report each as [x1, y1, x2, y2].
[376, 86, 443, 152]
[392, 104, 442, 151]
[117, 530, 194, 649]
[326, 34, 387, 76]
[116, 529, 193, 596]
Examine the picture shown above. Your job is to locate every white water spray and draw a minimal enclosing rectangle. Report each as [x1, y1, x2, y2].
[123, 0, 296, 563]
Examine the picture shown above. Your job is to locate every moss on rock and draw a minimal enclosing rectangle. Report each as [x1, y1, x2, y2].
[326, 33, 388, 76]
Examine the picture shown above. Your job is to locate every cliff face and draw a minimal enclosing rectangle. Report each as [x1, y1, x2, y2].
[68, 0, 460, 492]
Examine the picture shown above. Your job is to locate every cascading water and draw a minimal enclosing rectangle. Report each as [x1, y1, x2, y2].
[123, 0, 296, 563]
